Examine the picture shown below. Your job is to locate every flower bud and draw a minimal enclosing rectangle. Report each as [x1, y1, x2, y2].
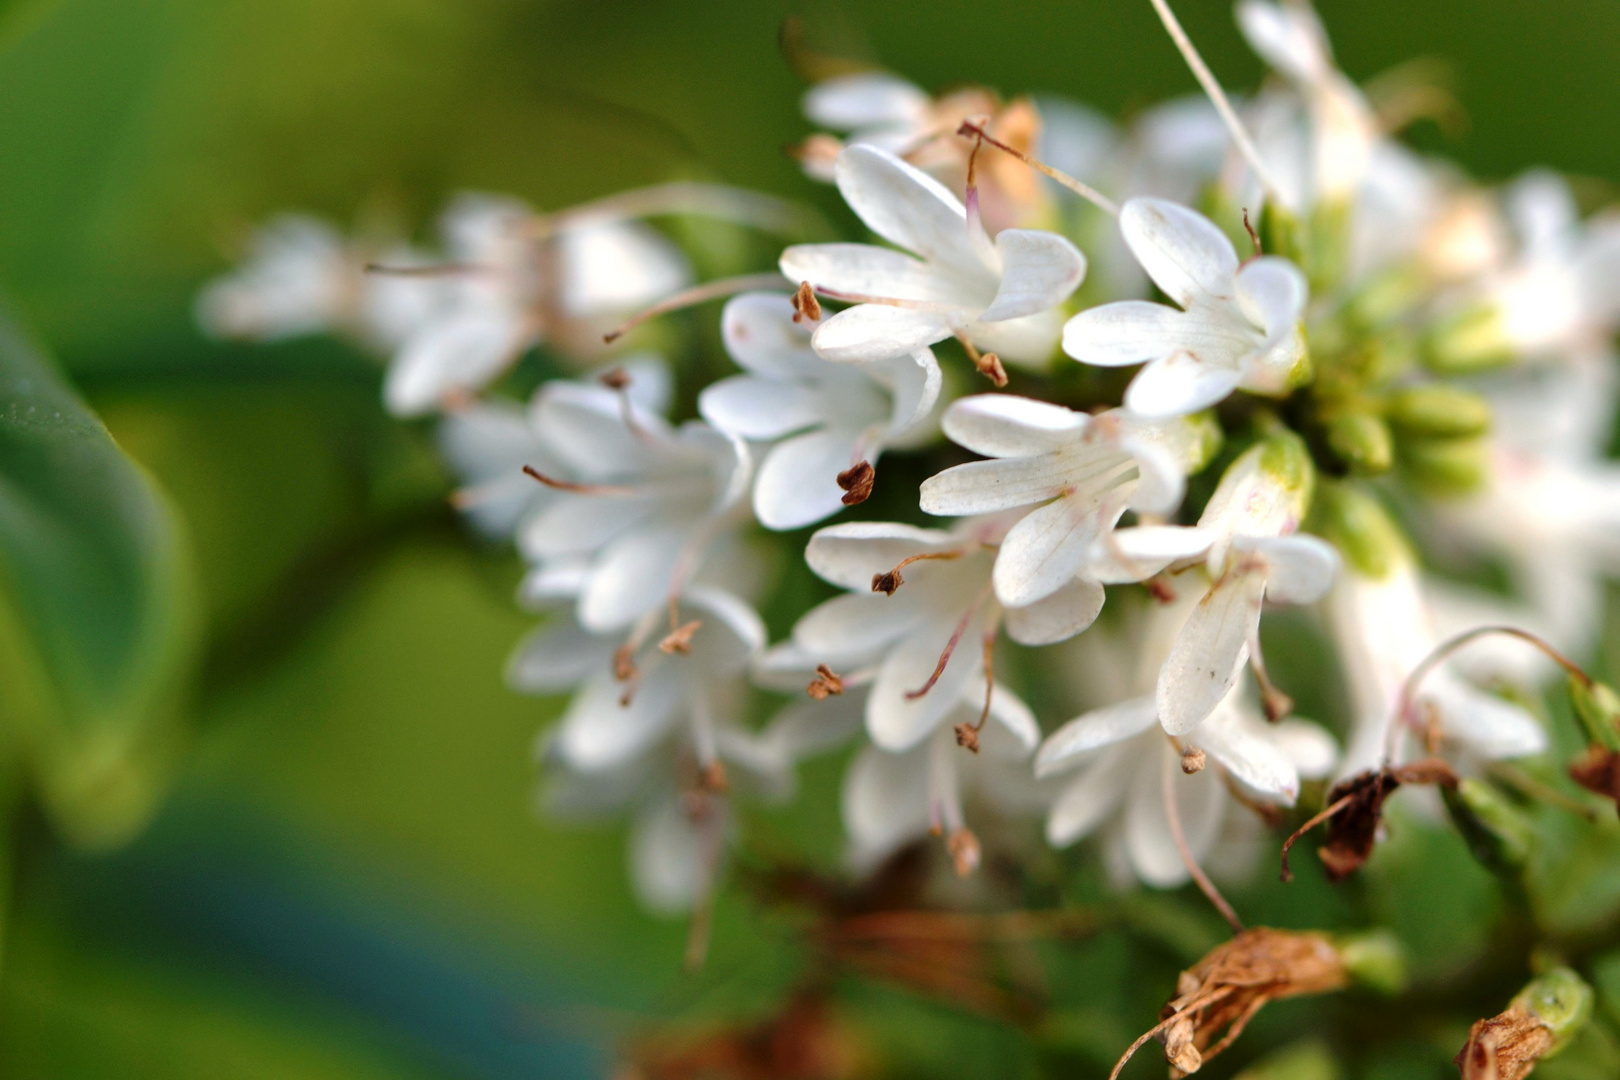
[1569, 675, 1620, 751]
[1335, 929, 1407, 996]
[1457, 968, 1593, 1078]
[1325, 411, 1393, 475]
[1200, 429, 1316, 539]
[1260, 201, 1305, 266]
[1385, 385, 1493, 439]
[1521, 967, 1594, 1053]
[1442, 777, 1535, 876]
[1314, 483, 1408, 579]
[1304, 198, 1351, 295]
[1423, 304, 1517, 373]
[1346, 263, 1429, 328]
[1398, 435, 1488, 495]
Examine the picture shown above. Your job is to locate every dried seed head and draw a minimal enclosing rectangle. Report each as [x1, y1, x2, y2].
[792, 279, 824, 323]
[954, 723, 981, 754]
[1456, 968, 1593, 1080]
[872, 570, 903, 596]
[1181, 747, 1207, 774]
[837, 461, 875, 505]
[659, 620, 703, 655]
[946, 828, 980, 877]
[807, 663, 845, 701]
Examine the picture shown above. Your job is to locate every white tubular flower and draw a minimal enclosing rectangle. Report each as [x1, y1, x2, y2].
[697, 292, 941, 530]
[919, 394, 1214, 607]
[382, 192, 695, 417]
[1062, 198, 1309, 417]
[1157, 435, 1339, 735]
[520, 375, 750, 634]
[1236, 0, 1376, 207]
[196, 215, 444, 349]
[440, 355, 671, 540]
[791, 518, 1104, 755]
[778, 145, 1087, 369]
[799, 72, 935, 181]
[1327, 549, 1546, 781]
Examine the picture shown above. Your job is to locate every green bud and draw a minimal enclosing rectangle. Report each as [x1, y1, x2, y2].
[1260, 201, 1305, 265]
[1399, 435, 1488, 495]
[1325, 412, 1393, 475]
[1569, 675, 1620, 751]
[1183, 410, 1225, 476]
[1233, 1041, 1341, 1080]
[1519, 967, 1594, 1055]
[1423, 304, 1517, 373]
[1313, 483, 1410, 579]
[1201, 429, 1316, 536]
[1305, 198, 1351, 295]
[1346, 263, 1428, 328]
[1335, 930, 1407, 996]
[1385, 385, 1493, 439]
[1442, 777, 1535, 875]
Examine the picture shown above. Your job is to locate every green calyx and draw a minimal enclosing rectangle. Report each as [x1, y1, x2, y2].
[1569, 675, 1620, 751]
[1442, 777, 1536, 876]
[1313, 483, 1409, 579]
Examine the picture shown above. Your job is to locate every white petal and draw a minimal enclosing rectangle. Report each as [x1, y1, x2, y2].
[1156, 572, 1265, 735]
[964, 308, 1064, 366]
[919, 456, 1074, 516]
[519, 493, 655, 561]
[613, 354, 675, 414]
[759, 693, 866, 763]
[779, 243, 981, 308]
[1236, 0, 1331, 83]
[1235, 256, 1308, 338]
[1124, 351, 1243, 418]
[993, 490, 1120, 606]
[979, 229, 1088, 322]
[1062, 301, 1183, 367]
[628, 796, 706, 915]
[834, 144, 987, 274]
[804, 521, 959, 590]
[1120, 433, 1187, 515]
[804, 73, 931, 130]
[941, 394, 1089, 457]
[1268, 718, 1339, 780]
[558, 219, 690, 317]
[1242, 533, 1341, 604]
[1118, 197, 1240, 309]
[681, 586, 767, 672]
[980, 682, 1041, 753]
[1194, 717, 1300, 802]
[554, 667, 682, 771]
[841, 743, 931, 864]
[698, 375, 825, 440]
[866, 608, 993, 751]
[506, 618, 611, 694]
[811, 304, 952, 364]
[578, 523, 688, 632]
[792, 592, 927, 662]
[533, 382, 666, 478]
[385, 310, 526, 416]
[1432, 675, 1548, 759]
[1046, 747, 1133, 846]
[1035, 697, 1159, 777]
[1004, 577, 1106, 645]
[883, 348, 943, 435]
[754, 427, 860, 530]
[1081, 525, 1215, 584]
[719, 292, 816, 377]
[1125, 749, 1225, 887]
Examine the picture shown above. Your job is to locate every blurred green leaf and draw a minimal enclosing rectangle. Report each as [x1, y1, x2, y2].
[0, 308, 200, 848]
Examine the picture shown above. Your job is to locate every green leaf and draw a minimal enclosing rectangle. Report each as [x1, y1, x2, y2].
[0, 308, 200, 849]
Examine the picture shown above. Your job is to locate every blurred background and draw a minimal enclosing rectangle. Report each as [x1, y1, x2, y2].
[4, 0, 1620, 1077]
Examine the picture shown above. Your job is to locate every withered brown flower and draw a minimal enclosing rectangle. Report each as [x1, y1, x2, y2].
[1567, 745, 1620, 818]
[1280, 758, 1458, 882]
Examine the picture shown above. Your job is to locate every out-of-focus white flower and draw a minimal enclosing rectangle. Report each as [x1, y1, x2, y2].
[383, 193, 693, 417]
[698, 292, 940, 529]
[1035, 593, 1336, 887]
[1327, 544, 1546, 780]
[519, 374, 750, 634]
[440, 355, 671, 540]
[196, 215, 445, 349]
[918, 394, 1212, 606]
[1062, 198, 1309, 417]
[779, 145, 1086, 369]
[1156, 434, 1339, 734]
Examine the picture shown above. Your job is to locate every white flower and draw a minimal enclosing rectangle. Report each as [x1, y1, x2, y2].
[519, 375, 750, 634]
[918, 394, 1213, 607]
[383, 193, 692, 417]
[196, 215, 444, 349]
[779, 145, 1087, 369]
[1327, 546, 1546, 780]
[1034, 594, 1335, 887]
[697, 292, 941, 529]
[440, 355, 671, 539]
[800, 72, 936, 180]
[1063, 198, 1309, 417]
[1156, 435, 1339, 735]
[790, 518, 1104, 754]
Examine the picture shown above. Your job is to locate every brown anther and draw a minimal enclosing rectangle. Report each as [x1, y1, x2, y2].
[975, 351, 1008, 387]
[1568, 744, 1620, 817]
[792, 280, 823, 323]
[807, 664, 845, 700]
[954, 723, 981, 753]
[946, 828, 981, 877]
[1242, 208, 1261, 256]
[1181, 747, 1207, 775]
[598, 366, 631, 390]
[1110, 928, 1348, 1080]
[837, 460, 875, 505]
[612, 645, 638, 682]
[659, 620, 703, 655]
[1456, 1002, 1555, 1080]
[1147, 576, 1178, 604]
[698, 760, 729, 794]
[1261, 685, 1295, 723]
[872, 570, 903, 596]
[1279, 758, 1458, 883]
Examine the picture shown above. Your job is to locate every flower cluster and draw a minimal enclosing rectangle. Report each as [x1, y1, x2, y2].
[200, 0, 1620, 957]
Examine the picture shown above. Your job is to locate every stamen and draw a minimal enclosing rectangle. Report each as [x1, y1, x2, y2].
[1146, 575, 1178, 604]
[960, 125, 1001, 269]
[837, 461, 875, 505]
[521, 464, 639, 496]
[791, 280, 823, 323]
[955, 120, 1120, 217]
[1242, 208, 1262, 256]
[1181, 746, 1207, 774]
[953, 331, 1007, 387]
[364, 261, 491, 277]
[807, 664, 844, 700]
[954, 632, 998, 754]
[660, 597, 702, 654]
[905, 585, 992, 701]
[598, 367, 631, 390]
[808, 285, 959, 314]
[1246, 623, 1295, 721]
[613, 645, 638, 682]
[946, 829, 981, 877]
[1278, 792, 1355, 883]
[603, 272, 791, 343]
[1162, 738, 1245, 934]
[1145, 0, 1287, 205]
[872, 547, 968, 596]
